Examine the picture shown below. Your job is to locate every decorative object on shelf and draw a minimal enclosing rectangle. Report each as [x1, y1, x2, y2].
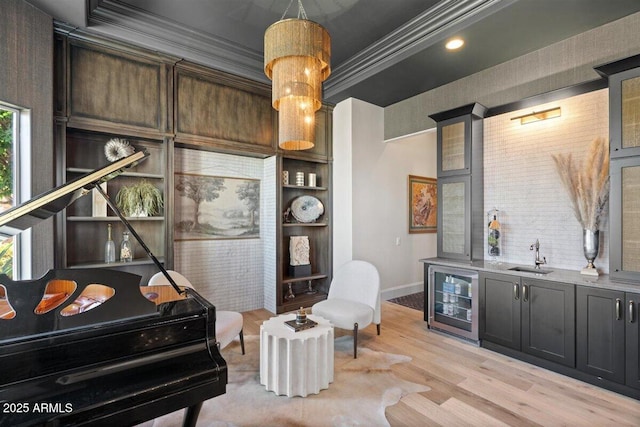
[120, 231, 133, 262]
[104, 223, 116, 264]
[307, 173, 316, 187]
[115, 179, 163, 217]
[174, 173, 260, 240]
[487, 207, 501, 263]
[295, 171, 305, 186]
[282, 170, 289, 185]
[305, 279, 317, 295]
[264, 0, 331, 150]
[283, 207, 292, 223]
[104, 137, 135, 162]
[289, 235, 311, 277]
[285, 283, 296, 300]
[408, 175, 437, 233]
[290, 195, 324, 223]
[552, 137, 610, 276]
[92, 182, 108, 217]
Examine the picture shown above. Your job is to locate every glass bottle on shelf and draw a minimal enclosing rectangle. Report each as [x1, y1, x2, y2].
[487, 207, 502, 263]
[120, 231, 133, 262]
[104, 223, 116, 263]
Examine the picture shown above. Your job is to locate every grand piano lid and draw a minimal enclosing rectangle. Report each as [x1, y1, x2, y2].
[0, 150, 148, 239]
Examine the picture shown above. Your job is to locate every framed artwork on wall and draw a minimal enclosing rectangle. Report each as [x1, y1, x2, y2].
[174, 172, 260, 240]
[408, 175, 437, 234]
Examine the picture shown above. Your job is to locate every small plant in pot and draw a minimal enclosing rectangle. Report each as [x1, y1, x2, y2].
[115, 180, 163, 217]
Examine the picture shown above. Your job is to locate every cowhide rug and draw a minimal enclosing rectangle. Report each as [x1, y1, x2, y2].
[143, 335, 429, 427]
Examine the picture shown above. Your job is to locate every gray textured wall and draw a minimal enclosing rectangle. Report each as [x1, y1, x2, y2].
[384, 11, 640, 140]
[0, 0, 54, 276]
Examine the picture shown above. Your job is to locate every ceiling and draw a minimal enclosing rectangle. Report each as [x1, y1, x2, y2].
[27, 0, 640, 107]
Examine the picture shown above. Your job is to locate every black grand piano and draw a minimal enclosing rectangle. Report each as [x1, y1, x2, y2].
[0, 151, 227, 426]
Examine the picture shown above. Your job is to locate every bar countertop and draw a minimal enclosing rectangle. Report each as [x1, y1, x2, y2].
[420, 258, 640, 294]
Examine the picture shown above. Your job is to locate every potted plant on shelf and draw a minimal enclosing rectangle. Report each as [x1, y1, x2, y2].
[115, 180, 163, 217]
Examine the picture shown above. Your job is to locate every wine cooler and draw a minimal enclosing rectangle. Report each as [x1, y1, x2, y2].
[427, 265, 478, 342]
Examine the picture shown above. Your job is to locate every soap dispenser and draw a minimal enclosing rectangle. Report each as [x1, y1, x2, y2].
[487, 208, 501, 263]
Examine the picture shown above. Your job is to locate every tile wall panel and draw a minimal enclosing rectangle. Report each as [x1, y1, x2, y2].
[484, 89, 610, 273]
[262, 156, 277, 313]
[174, 149, 273, 312]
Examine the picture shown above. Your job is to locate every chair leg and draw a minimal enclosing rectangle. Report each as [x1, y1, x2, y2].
[353, 323, 359, 359]
[377, 323, 381, 335]
[239, 329, 245, 355]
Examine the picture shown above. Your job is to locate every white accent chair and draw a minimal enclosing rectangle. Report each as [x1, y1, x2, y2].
[148, 270, 245, 354]
[312, 260, 381, 358]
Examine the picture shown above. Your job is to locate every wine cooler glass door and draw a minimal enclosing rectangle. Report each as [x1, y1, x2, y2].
[428, 265, 478, 341]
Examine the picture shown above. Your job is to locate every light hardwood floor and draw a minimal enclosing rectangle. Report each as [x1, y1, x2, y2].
[239, 301, 640, 427]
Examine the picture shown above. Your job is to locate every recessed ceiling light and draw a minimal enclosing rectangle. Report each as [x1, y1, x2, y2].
[445, 38, 464, 50]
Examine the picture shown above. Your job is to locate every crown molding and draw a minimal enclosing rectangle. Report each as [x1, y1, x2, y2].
[324, 0, 516, 99]
[87, 0, 268, 83]
[82, 0, 515, 101]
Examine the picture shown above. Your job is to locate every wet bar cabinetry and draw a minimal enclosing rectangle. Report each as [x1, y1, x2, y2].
[595, 55, 640, 282]
[430, 103, 487, 261]
[480, 272, 575, 367]
[576, 287, 640, 390]
[423, 259, 640, 399]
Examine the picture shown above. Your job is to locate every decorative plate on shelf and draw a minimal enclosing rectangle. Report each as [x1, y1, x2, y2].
[290, 195, 324, 223]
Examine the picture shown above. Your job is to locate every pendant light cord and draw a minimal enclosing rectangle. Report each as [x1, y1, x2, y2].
[281, 0, 308, 20]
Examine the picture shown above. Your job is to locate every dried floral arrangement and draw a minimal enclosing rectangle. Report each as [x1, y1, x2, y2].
[552, 137, 610, 231]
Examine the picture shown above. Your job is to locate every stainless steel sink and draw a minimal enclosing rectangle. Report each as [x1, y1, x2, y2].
[508, 266, 553, 274]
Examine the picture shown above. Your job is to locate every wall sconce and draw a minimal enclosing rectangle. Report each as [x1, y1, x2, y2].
[511, 107, 561, 125]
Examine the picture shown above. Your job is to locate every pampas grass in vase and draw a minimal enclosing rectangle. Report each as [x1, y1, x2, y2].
[552, 137, 610, 275]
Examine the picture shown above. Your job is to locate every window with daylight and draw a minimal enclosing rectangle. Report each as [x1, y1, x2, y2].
[0, 104, 29, 279]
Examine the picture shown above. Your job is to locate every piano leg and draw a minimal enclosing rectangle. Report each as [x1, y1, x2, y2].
[182, 402, 203, 427]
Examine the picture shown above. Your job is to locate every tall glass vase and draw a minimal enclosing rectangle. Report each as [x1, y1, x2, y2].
[581, 229, 599, 276]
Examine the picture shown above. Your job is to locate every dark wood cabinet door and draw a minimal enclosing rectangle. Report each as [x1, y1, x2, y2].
[521, 279, 575, 367]
[480, 272, 520, 350]
[576, 286, 626, 383]
[627, 292, 640, 390]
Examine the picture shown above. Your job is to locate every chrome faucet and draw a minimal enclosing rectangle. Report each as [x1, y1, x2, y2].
[530, 239, 547, 269]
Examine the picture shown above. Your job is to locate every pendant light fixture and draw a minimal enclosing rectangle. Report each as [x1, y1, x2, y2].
[264, 0, 331, 150]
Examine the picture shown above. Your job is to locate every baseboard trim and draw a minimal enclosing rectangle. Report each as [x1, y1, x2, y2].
[381, 282, 423, 301]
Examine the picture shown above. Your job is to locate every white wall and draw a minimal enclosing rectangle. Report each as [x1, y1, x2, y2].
[334, 98, 437, 299]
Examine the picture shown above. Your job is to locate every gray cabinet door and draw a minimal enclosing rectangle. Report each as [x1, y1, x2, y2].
[627, 292, 640, 390]
[521, 278, 575, 367]
[480, 272, 520, 350]
[576, 286, 626, 383]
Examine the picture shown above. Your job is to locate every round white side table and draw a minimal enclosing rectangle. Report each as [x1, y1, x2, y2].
[260, 314, 334, 397]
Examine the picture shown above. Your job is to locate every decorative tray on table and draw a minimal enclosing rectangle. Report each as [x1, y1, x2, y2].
[284, 318, 317, 332]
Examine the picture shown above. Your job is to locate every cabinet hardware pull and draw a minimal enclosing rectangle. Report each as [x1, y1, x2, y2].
[513, 283, 519, 300]
[522, 284, 528, 302]
[631, 300, 635, 324]
[616, 298, 622, 320]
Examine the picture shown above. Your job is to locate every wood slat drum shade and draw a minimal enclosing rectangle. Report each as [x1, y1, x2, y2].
[264, 18, 331, 150]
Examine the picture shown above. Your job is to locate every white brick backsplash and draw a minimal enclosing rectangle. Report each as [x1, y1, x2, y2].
[174, 149, 275, 312]
[484, 89, 610, 273]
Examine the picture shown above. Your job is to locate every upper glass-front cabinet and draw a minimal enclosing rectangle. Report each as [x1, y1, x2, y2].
[610, 158, 640, 281]
[596, 55, 640, 158]
[439, 119, 469, 175]
[621, 74, 640, 153]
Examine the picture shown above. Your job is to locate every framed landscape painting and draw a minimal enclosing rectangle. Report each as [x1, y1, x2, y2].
[174, 172, 260, 240]
[408, 175, 437, 234]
